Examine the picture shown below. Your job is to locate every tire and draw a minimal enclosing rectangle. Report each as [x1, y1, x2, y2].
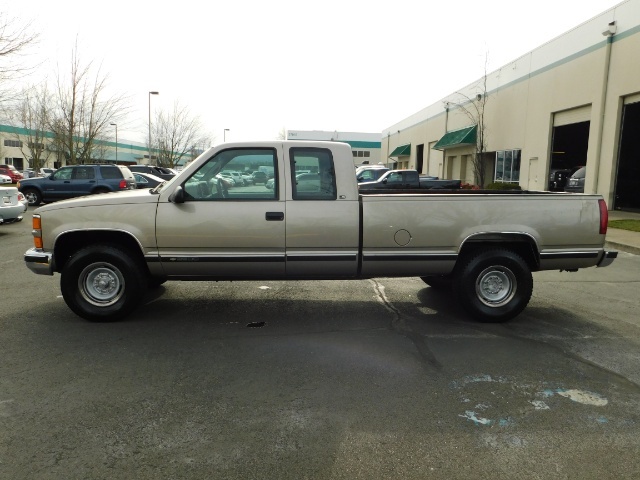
[421, 275, 452, 290]
[452, 249, 533, 323]
[60, 245, 147, 322]
[148, 276, 167, 289]
[23, 188, 42, 206]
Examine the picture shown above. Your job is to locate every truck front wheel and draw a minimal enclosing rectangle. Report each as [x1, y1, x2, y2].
[60, 245, 146, 322]
[453, 249, 533, 323]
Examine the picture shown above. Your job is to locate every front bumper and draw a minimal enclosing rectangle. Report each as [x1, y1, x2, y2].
[597, 250, 618, 268]
[24, 248, 54, 275]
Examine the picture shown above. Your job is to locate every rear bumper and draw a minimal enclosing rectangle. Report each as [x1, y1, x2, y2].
[24, 248, 54, 275]
[597, 250, 618, 268]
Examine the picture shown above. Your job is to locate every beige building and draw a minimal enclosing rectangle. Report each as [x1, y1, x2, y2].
[287, 130, 382, 166]
[383, 0, 640, 211]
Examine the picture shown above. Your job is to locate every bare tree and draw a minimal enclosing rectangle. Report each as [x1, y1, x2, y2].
[48, 42, 129, 165]
[153, 101, 205, 168]
[446, 57, 490, 187]
[8, 84, 53, 172]
[0, 13, 39, 102]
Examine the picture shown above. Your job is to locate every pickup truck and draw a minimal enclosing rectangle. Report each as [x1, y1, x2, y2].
[359, 169, 461, 190]
[24, 141, 617, 323]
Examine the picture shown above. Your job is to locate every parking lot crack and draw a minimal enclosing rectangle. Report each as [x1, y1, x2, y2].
[369, 279, 443, 372]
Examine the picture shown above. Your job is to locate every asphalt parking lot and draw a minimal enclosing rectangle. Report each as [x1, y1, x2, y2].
[2, 210, 640, 479]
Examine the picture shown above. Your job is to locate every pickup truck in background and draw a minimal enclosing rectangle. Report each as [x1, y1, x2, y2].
[24, 141, 617, 323]
[358, 169, 462, 190]
[128, 165, 176, 181]
[355, 164, 390, 182]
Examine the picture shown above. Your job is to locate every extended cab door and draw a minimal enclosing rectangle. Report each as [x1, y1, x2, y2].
[154, 146, 286, 278]
[284, 146, 359, 278]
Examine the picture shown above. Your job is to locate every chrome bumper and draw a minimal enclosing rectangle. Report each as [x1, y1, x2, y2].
[24, 248, 54, 275]
[597, 250, 618, 268]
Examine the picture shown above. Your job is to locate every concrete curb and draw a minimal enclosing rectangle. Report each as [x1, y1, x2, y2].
[605, 240, 640, 256]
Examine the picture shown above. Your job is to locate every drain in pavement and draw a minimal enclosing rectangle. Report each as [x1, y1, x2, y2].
[246, 321, 266, 328]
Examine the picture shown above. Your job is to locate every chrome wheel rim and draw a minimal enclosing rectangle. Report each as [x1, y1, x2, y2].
[78, 262, 124, 307]
[25, 192, 38, 205]
[475, 266, 517, 307]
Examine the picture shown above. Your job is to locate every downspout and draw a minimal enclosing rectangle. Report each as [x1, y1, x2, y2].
[593, 21, 616, 193]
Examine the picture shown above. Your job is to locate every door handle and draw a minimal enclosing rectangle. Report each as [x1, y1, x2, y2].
[265, 212, 284, 221]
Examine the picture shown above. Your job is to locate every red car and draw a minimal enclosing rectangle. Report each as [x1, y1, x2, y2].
[0, 165, 24, 183]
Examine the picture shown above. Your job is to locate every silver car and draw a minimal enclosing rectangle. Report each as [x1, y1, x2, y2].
[0, 186, 28, 224]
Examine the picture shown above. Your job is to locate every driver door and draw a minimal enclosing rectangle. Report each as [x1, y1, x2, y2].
[155, 146, 286, 278]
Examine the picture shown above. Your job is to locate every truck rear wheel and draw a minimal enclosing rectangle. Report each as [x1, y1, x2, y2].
[60, 245, 146, 322]
[452, 249, 533, 323]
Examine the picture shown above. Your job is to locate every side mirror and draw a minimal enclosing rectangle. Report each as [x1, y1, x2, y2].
[169, 186, 185, 204]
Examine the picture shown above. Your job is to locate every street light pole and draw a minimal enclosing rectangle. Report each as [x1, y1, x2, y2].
[148, 91, 159, 164]
[224, 128, 230, 142]
[110, 123, 118, 163]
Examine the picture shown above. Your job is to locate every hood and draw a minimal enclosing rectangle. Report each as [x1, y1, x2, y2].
[34, 188, 160, 214]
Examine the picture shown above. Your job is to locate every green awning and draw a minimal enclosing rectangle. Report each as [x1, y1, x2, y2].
[389, 144, 411, 157]
[432, 125, 477, 150]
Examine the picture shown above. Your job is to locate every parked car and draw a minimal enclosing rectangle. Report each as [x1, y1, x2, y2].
[564, 166, 586, 193]
[265, 177, 275, 190]
[549, 165, 583, 191]
[252, 171, 268, 184]
[133, 172, 165, 189]
[0, 186, 28, 224]
[0, 174, 12, 184]
[17, 164, 136, 206]
[128, 165, 176, 181]
[39, 168, 56, 177]
[0, 165, 23, 183]
[218, 173, 236, 186]
[241, 172, 254, 185]
[225, 171, 245, 186]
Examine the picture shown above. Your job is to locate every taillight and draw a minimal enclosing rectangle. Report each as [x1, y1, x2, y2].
[598, 198, 608, 235]
[32, 214, 43, 249]
[119, 179, 127, 189]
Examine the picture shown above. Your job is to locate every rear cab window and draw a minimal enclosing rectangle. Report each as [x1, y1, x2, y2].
[289, 147, 336, 200]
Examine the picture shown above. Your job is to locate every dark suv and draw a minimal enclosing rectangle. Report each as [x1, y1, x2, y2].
[128, 165, 176, 181]
[17, 164, 136, 206]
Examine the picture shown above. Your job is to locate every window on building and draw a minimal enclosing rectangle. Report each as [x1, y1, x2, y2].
[352, 150, 371, 158]
[29, 142, 45, 150]
[495, 149, 521, 183]
[4, 139, 23, 148]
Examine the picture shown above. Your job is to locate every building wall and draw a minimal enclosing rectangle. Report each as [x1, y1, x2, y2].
[288, 130, 382, 166]
[381, 0, 640, 207]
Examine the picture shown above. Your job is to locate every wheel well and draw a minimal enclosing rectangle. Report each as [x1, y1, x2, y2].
[458, 236, 539, 271]
[53, 231, 147, 274]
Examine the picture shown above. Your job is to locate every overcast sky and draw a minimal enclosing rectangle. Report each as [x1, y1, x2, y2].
[2, 0, 624, 145]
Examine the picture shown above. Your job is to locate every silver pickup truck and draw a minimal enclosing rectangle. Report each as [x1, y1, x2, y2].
[24, 141, 617, 323]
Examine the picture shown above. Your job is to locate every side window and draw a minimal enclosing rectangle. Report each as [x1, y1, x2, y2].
[183, 148, 278, 201]
[73, 167, 95, 180]
[387, 172, 403, 184]
[100, 167, 122, 179]
[52, 167, 73, 180]
[290, 148, 336, 200]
